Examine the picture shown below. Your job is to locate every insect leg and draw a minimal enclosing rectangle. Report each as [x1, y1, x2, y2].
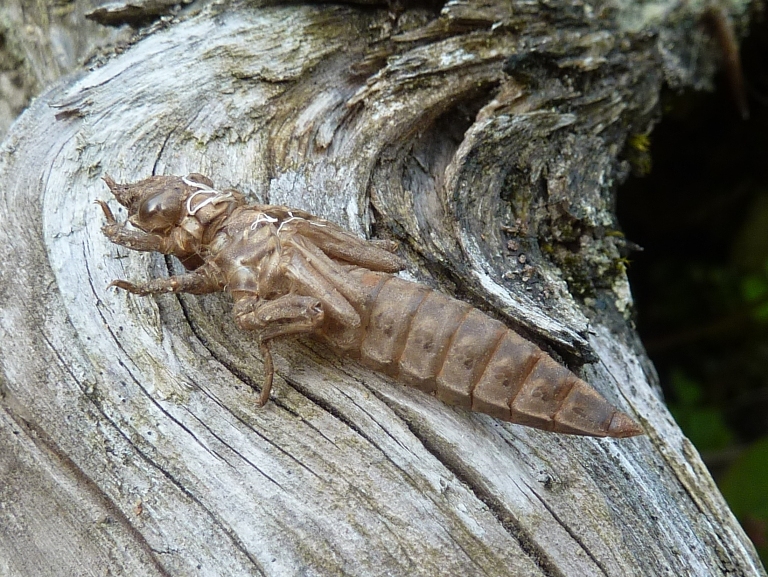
[281, 239, 362, 328]
[368, 239, 401, 254]
[234, 294, 324, 337]
[286, 219, 405, 273]
[109, 265, 223, 295]
[233, 294, 324, 406]
[97, 200, 174, 254]
[258, 340, 275, 407]
[286, 235, 371, 307]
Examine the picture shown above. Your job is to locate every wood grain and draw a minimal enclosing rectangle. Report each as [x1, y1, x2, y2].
[0, 1, 762, 575]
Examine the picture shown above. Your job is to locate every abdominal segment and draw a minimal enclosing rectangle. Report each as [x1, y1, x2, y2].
[321, 269, 642, 438]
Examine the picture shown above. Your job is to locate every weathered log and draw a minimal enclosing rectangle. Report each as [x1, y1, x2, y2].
[0, 1, 763, 575]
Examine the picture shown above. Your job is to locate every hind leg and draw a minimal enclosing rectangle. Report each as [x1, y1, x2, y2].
[234, 294, 324, 406]
[281, 218, 405, 273]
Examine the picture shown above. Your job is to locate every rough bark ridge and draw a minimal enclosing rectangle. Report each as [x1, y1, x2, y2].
[0, 1, 763, 576]
[0, 0, 130, 136]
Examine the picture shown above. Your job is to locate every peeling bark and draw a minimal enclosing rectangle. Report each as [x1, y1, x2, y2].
[0, 1, 763, 576]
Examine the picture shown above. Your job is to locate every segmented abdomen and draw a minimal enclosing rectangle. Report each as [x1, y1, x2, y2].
[321, 269, 641, 438]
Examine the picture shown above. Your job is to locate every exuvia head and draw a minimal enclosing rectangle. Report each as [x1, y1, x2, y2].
[102, 173, 241, 234]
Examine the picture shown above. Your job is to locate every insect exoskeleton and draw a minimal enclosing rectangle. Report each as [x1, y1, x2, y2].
[99, 174, 643, 438]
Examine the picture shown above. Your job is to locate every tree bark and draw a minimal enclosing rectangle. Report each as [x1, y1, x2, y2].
[0, 1, 763, 576]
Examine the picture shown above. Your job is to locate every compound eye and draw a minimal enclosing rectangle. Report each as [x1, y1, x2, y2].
[135, 188, 184, 233]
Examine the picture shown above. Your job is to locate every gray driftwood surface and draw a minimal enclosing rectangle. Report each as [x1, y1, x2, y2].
[0, 1, 764, 576]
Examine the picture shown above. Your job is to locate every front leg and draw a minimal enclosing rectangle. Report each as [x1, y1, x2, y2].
[109, 264, 223, 295]
[233, 294, 324, 406]
[97, 200, 174, 254]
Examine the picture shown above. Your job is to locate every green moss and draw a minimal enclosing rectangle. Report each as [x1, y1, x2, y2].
[545, 228, 630, 302]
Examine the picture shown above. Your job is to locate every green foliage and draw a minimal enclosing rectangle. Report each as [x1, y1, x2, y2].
[667, 369, 734, 451]
[741, 264, 768, 322]
[719, 438, 768, 563]
[740, 274, 767, 302]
